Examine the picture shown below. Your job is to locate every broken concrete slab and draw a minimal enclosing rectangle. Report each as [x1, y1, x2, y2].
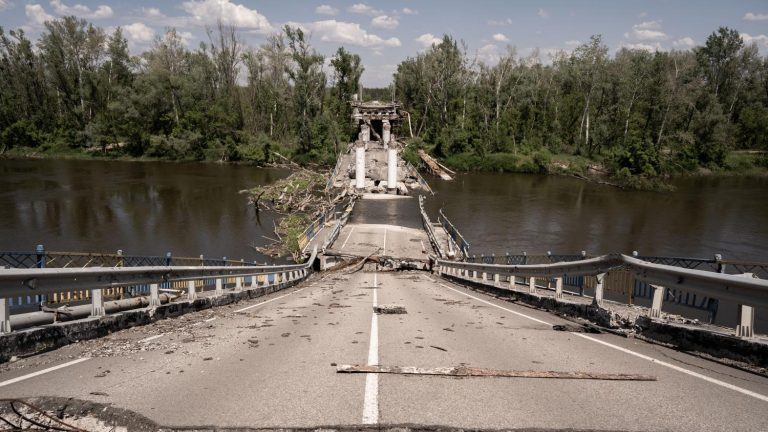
[374, 304, 407, 314]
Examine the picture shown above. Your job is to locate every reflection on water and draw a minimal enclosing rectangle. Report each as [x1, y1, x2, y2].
[425, 172, 768, 262]
[0, 159, 288, 261]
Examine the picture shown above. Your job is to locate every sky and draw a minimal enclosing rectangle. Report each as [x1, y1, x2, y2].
[1, 0, 767, 87]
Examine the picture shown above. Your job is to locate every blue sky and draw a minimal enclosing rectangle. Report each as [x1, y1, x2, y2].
[1, 1, 767, 86]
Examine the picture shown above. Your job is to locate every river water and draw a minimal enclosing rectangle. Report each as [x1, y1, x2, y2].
[1, 159, 766, 263]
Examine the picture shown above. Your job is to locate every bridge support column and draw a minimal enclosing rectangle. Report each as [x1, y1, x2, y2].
[188, 280, 197, 301]
[355, 142, 366, 189]
[149, 283, 161, 308]
[649, 284, 665, 318]
[554, 277, 563, 300]
[0, 298, 11, 333]
[593, 273, 606, 307]
[90, 289, 105, 317]
[361, 123, 370, 142]
[387, 141, 397, 192]
[736, 305, 754, 338]
[528, 277, 536, 294]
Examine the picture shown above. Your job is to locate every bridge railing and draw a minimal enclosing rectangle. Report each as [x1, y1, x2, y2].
[418, 196, 445, 258]
[438, 209, 470, 259]
[435, 254, 768, 338]
[321, 198, 357, 253]
[405, 161, 433, 195]
[0, 248, 318, 333]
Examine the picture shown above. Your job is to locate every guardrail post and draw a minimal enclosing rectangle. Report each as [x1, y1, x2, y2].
[736, 305, 755, 338]
[235, 276, 243, 292]
[509, 274, 516, 289]
[649, 284, 665, 318]
[493, 273, 500, 286]
[149, 283, 161, 308]
[554, 277, 563, 300]
[715, 254, 725, 274]
[90, 289, 105, 317]
[188, 280, 197, 301]
[36, 244, 45, 268]
[165, 252, 172, 266]
[528, 277, 536, 294]
[0, 297, 10, 333]
[116, 249, 124, 267]
[593, 273, 606, 307]
[215, 278, 223, 295]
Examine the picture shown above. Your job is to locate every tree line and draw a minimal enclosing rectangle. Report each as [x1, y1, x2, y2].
[0, 16, 363, 165]
[395, 28, 768, 183]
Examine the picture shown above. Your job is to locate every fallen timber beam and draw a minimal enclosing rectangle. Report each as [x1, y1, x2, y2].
[336, 364, 657, 381]
[418, 149, 452, 180]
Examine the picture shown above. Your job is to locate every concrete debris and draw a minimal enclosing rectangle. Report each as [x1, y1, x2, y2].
[336, 364, 657, 381]
[374, 304, 407, 314]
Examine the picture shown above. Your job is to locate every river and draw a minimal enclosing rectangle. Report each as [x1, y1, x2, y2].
[1, 159, 766, 263]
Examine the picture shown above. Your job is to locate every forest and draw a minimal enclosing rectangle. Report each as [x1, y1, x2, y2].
[1, 17, 767, 187]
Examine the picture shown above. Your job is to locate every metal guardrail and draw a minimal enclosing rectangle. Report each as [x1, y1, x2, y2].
[418, 196, 444, 258]
[438, 209, 470, 259]
[405, 161, 433, 195]
[321, 199, 357, 252]
[0, 248, 318, 333]
[436, 254, 767, 337]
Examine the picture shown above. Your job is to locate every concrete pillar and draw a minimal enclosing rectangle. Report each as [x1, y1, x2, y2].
[382, 119, 391, 144]
[593, 273, 605, 307]
[554, 277, 563, 300]
[149, 283, 161, 308]
[1, 298, 11, 333]
[387, 142, 397, 191]
[235, 276, 243, 292]
[528, 277, 536, 294]
[361, 123, 370, 142]
[649, 284, 665, 318]
[188, 280, 197, 301]
[472, 270, 478, 279]
[736, 305, 755, 338]
[510, 275, 516, 289]
[355, 142, 366, 189]
[493, 273, 500, 286]
[214, 278, 223, 295]
[90, 289, 105, 317]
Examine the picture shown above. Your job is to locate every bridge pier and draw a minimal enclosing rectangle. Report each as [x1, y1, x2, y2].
[649, 284, 665, 318]
[387, 141, 397, 192]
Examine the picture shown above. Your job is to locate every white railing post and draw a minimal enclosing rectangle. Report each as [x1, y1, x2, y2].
[593, 273, 606, 307]
[188, 280, 197, 301]
[215, 278, 223, 295]
[649, 284, 665, 318]
[736, 305, 755, 338]
[90, 289, 105, 317]
[555, 277, 563, 300]
[493, 273, 500, 286]
[235, 276, 243, 292]
[149, 283, 161, 308]
[528, 277, 536, 294]
[0, 298, 10, 333]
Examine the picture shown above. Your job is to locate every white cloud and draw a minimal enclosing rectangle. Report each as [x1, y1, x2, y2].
[672, 37, 696, 49]
[624, 20, 667, 41]
[0, 1, 12, 12]
[638, 11, 648, 18]
[371, 15, 398, 30]
[123, 22, 156, 44]
[349, 3, 383, 16]
[181, 0, 272, 33]
[50, 1, 113, 19]
[401, 7, 417, 15]
[477, 43, 500, 65]
[315, 5, 338, 16]
[492, 33, 509, 42]
[488, 18, 512, 26]
[415, 33, 441, 47]
[142, 7, 165, 18]
[743, 12, 768, 21]
[25, 4, 54, 25]
[742, 33, 768, 49]
[298, 20, 400, 48]
[538, 8, 550, 19]
[622, 42, 664, 52]
[565, 40, 581, 47]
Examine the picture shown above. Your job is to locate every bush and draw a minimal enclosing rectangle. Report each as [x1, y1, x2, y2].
[1, 121, 41, 152]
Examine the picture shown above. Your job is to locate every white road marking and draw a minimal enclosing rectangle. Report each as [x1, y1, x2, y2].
[436, 278, 768, 404]
[139, 334, 165, 343]
[234, 288, 305, 313]
[437, 283, 552, 326]
[573, 333, 768, 403]
[362, 269, 379, 424]
[0, 357, 90, 388]
[382, 228, 388, 256]
[341, 226, 356, 249]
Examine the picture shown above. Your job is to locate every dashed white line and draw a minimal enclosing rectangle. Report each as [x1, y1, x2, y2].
[234, 288, 304, 313]
[0, 357, 90, 388]
[341, 226, 356, 249]
[437, 283, 552, 326]
[436, 279, 768, 404]
[139, 334, 165, 343]
[573, 333, 768, 403]
[362, 269, 379, 424]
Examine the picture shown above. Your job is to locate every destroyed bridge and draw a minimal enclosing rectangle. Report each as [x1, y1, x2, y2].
[0, 100, 767, 431]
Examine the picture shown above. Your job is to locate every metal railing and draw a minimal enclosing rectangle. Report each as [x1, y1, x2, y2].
[438, 209, 470, 259]
[418, 196, 444, 258]
[405, 160, 433, 194]
[436, 253, 767, 338]
[0, 248, 318, 333]
[321, 199, 357, 252]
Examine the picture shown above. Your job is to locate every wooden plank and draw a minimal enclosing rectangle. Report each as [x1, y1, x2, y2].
[336, 364, 657, 381]
[418, 150, 453, 180]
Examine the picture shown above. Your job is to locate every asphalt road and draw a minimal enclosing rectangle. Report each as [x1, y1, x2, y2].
[1, 269, 767, 431]
[335, 223, 430, 260]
